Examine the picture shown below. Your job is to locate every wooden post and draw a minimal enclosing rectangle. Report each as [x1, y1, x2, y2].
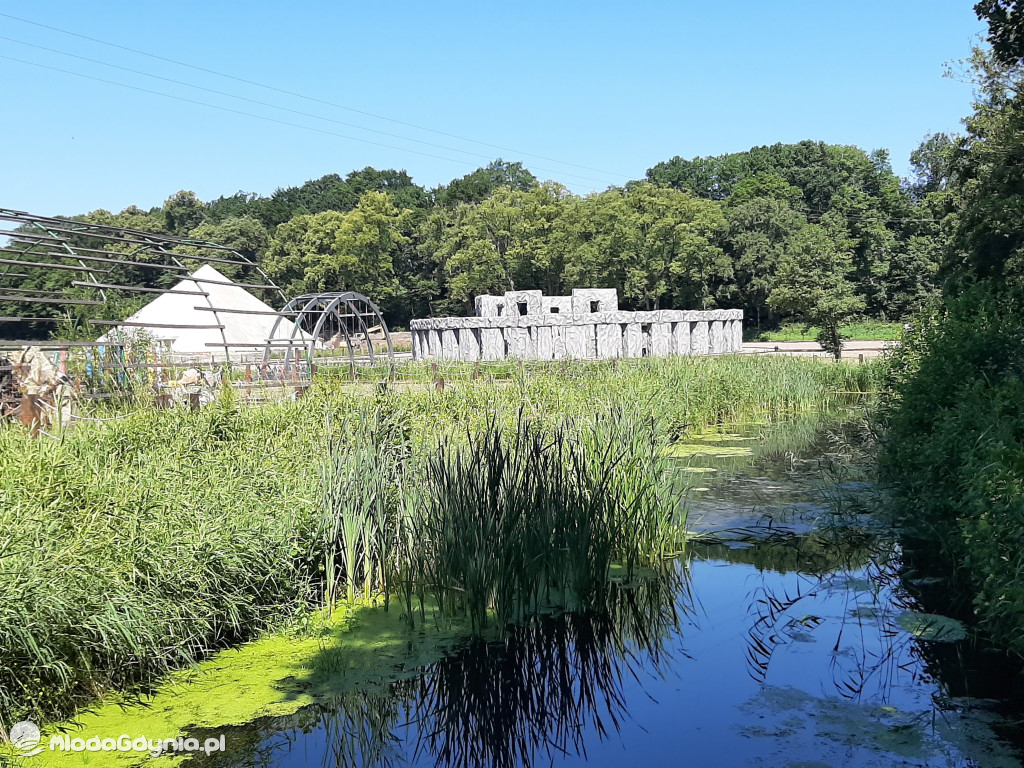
[858, 353, 864, 364]
[435, 376, 445, 392]
[349, 360, 356, 382]
[245, 364, 252, 383]
[21, 394, 39, 437]
[188, 392, 200, 412]
[473, 361, 481, 380]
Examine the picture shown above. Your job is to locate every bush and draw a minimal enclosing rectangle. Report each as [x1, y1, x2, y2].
[880, 282, 1024, 652]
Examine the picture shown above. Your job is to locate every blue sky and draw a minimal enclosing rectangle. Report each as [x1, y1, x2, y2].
[1, 1, 985, 217]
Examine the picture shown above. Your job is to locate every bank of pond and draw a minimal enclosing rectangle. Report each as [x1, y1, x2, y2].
[3, 356, 1024, 766]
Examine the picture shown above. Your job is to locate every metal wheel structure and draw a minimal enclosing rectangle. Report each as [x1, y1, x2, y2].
[265, 292, 394, 370]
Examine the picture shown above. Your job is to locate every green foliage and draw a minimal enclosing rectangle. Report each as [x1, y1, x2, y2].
[24, 143, 946, 339]
[880, 47, 1024, 656]
[768, 224, 866, 359]
[944, 48, 1024, 281]
[438, 182, 571, 306]
[975, 0, 1024, 65]
[881, 283, 1024, 652]
[162, 190, 206, 235]
[646, 140, 938, 326]
[263, 191, 411, 298]
[433, 159, 538, 208]
[562, 183, 730, 310]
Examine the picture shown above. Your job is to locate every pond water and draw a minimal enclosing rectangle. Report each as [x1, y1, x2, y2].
[190, 411, 1024, 768]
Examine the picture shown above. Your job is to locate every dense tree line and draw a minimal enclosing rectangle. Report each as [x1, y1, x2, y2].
[5, 142, 952, 340]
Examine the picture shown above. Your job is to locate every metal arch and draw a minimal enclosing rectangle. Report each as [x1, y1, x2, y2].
[0, 207, 290, 368]
[263, 291, 394, 371]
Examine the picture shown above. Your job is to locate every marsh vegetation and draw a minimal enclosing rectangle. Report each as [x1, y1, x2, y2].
[0, 355, 876, 725]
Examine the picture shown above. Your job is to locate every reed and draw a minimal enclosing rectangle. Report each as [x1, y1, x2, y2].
[0, 355, 877, 723]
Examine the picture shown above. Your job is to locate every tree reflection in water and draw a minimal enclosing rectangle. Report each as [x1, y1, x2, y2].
[197, 562, 686, 768]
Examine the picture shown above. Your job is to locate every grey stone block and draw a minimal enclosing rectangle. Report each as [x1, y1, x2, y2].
[475, 294, 504, 317]
[535, 325, 554, 360]
[691, 322, 709, 355]
[481, 328, 504, 360]
[673, 321, 691, 356]
[596, 323, 622, 358]
[441, 329, 459, 360]
[503, 290, 543, 318]
[506, 327, 530, 359]
[710, 320, 724, 354]
[571, 288, 619, 315]
[542, 296, 573, 315]
[651, 323, 672, 356]
[551, 325, 567, 359]
[459, 327, 481, 361]
[564, 325, 588, 358]
[623, 323, 643, 358]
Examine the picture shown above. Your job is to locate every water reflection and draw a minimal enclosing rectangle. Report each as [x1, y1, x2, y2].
[194, 566, 684, 768]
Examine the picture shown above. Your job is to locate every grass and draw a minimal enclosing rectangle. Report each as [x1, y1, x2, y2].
[749, 321, 904, 342]
[0, 355, 881, 726]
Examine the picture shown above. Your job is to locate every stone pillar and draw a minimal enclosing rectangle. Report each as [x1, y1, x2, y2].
[411, 329, 420, 360]
[710, 320, 725, 354]
[564, 325, 588, 358]
[596, 323, 622, 358]
[459, 327, 481, 361]
[651, 323, 672, 356]
[535, 325, 554, 360]
[427, 329, 441, 359]
[731, 319, 743, 352]
[691, 322, 709, 355]
[623, 323, 643, 358]
[673, 321, 691, 356]
[441, 328, 459, 360]
[481, 328, 504, 360]
[506, 327, 530, 359]
[552, 326, 567, 359]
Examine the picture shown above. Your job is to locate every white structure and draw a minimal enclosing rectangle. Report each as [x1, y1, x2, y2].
[98, 265, 303, 361]
[410, 289, 743, 361]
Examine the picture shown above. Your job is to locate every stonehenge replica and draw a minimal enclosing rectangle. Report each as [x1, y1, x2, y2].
[409, 289, 743, 362]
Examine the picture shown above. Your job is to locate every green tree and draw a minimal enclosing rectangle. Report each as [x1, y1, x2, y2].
[723, 174, 808, 327]
[976, 0, 1024, 65]
[768, 224, 865, 359]
[438, 182, 569, 308]
[908, 133, 956, 200]
[562, 183, 729, 310]
[188, 216, 270, 263]
[263, 191, 411, 301]
[434, 160, 538, 208]
[162, 190, 207, 235]
[944, 47, 1024, 282]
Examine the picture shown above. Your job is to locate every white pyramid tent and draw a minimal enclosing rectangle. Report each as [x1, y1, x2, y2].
[99, 265, 305, 359]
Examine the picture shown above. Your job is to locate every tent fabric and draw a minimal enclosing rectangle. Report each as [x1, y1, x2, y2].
[98, 265, 304, 360]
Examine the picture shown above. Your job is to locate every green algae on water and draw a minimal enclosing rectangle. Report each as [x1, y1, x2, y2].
[9, 603, 475, 768]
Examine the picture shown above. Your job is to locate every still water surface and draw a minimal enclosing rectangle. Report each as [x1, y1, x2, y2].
[196, 412, 1024, 767]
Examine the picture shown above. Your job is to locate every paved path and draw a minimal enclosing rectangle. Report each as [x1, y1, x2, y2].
[741, 340, 893, 359]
